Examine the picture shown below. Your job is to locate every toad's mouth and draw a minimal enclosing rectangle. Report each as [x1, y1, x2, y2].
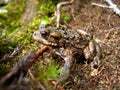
[33, 31, 58, 46]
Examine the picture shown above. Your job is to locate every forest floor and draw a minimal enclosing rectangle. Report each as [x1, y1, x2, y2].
[0, 0, 120, 90]
[60, 0, 120, 89]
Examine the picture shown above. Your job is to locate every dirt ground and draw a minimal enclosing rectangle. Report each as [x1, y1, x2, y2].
[61, 0, 120, 89]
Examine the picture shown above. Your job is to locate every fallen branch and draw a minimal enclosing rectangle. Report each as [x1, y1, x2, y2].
[0, 46, 48, 87]
[92, 0, 120, 16]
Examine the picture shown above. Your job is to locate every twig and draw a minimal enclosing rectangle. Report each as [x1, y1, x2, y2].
[92, 3, 110, 8]
[56, 0, 75, 28]
[92, 0, 120, 16]
[28, 69, 46, 90]
[0, 45, 23, 62]
[0, 51, 36, 86]
[35, 46, 48, 58]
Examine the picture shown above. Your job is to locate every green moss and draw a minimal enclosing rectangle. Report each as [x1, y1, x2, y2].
[39, 0, 59, 15]
[0, 0, 27, 33]
[0, 0, 27, 55]
[63, 14, 70, 21]
[37, 61, 61, 81]
[0, 0, 63, 81]
[36, 60, 62, 89]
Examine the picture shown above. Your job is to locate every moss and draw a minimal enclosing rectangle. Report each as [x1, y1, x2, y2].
[0, 0, 27, 33]
[37, 61, 61, 89]
[38, 61, 61, 80]
[0, 0, 62, 84]
[0, 0, 27, 54]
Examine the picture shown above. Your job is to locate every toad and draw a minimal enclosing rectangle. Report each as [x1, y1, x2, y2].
[33, 24, 102, 81]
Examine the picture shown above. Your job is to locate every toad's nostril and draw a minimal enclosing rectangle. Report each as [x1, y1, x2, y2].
[33, 31, 41, 36]
[33, 31, 41, 40]
[33, 32, 37, 36]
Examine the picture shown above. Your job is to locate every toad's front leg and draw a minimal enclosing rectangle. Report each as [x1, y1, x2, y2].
[61, 54, 73, 80]
[59, 48, 74, 81]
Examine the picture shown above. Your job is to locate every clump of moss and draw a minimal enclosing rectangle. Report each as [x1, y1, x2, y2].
[0, 0, 27, 34]
[0, 0, 27, 54]
[0, 0, 27, 77]
[0, 0, 63, 86]
[37, 61, 61, 89]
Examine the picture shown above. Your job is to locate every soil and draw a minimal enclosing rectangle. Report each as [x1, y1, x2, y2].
[60, 0, 120, 89]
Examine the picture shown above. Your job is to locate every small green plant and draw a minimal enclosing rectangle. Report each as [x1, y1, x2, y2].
[46, 61, 61, 79]
[41, 15, 50, 25]
[37, 60, 62, 89]
[63, 14, 70, 21]
[37, 61, 61, 81]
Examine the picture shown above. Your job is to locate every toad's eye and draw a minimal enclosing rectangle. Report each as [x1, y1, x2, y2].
[40, 29, 49, 38]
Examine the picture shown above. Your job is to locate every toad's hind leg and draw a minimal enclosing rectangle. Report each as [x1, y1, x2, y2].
[83, 40, 102, 76]
[83, 40, 102, 61]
